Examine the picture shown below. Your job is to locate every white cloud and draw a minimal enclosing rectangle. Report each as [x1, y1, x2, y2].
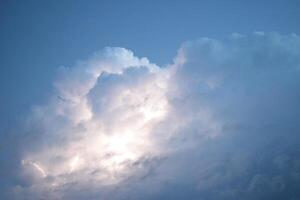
[20, 47, 171, 186]
[8, 33, 300, 199]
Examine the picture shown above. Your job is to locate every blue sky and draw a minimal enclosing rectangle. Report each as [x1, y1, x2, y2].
[1, 1, 300, 199]
[1, 0, 300, 128]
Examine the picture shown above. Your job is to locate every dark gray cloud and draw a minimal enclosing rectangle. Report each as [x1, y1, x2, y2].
[1, 33, 300, 199]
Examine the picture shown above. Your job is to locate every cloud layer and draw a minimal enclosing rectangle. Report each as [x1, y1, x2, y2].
[3, 32, 300, 199]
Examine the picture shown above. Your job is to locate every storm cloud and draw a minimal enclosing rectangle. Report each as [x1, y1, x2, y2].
[2, 32, 300, 199]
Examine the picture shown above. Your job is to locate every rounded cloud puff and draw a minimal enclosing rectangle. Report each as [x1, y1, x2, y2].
[6, 33, 300, 199]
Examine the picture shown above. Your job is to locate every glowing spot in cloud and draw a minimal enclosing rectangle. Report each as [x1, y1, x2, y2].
[69, 155, 81, 173]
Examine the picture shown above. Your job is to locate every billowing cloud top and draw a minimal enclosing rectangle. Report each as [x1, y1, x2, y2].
[3, 33, 300, 199]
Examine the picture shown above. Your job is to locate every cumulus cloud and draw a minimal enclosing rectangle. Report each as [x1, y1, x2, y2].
[3, 33, 300, 199]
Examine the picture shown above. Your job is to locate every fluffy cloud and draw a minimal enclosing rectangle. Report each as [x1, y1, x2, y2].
[3, 33, 300, 199]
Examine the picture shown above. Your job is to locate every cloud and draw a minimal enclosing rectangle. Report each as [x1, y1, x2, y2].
[3, 33, 300, 199]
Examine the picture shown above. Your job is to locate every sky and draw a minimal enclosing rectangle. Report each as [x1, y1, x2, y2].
[1, 0, 300, 199]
